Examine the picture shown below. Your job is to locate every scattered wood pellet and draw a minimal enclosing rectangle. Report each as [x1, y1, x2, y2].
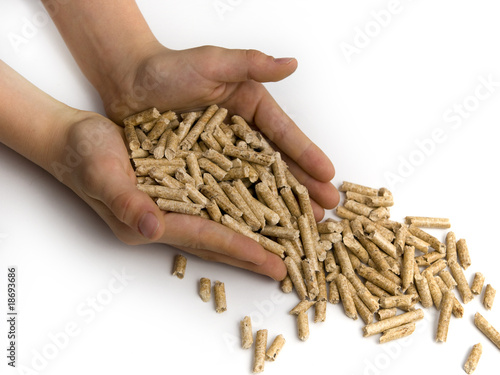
[214, 280, 227, 313]
[380, 322, 415, 344]
[457, 238, 472, 270]
[172, 254, 187, 279]
[483, 284, 496, 310]
[297, 311, 309, 341]
[471, 272, 485, 295]
[240, 316, 253, 349]
[265, 334, 285, 361]
[199, 277, 211, 302]
[253, 329, 268, 373]
[436, 291, 454, 342]
[122, 108, 496, 372]
[463, 343, 482, 374]
[474, 312, 500, 350]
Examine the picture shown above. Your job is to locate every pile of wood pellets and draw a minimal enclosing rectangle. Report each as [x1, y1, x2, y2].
[122, 106, 498, 374]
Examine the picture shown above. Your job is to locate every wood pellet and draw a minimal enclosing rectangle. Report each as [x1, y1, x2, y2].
[123, 108, 496, 373]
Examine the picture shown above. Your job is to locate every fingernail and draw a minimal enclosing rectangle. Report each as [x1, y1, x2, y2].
[274, 57, 295, 65]
[139, 212, 159, 239]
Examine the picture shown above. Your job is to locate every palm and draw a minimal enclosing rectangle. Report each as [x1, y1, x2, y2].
[103, 45, 339, 213]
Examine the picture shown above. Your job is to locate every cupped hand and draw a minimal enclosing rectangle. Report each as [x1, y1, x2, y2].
[55, 112, 286, 280]
[101, 45, 340, 217]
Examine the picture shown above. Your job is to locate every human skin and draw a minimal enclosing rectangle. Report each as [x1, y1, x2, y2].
[3, 0, 340, 280]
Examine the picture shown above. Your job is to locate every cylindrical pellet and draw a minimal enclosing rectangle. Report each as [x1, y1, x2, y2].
[483, 284, 496, 310]
[199, 277, 211, 302]
[464, 343, 482, 374]
[457, 238, 471, 270]
[474, 312, 500, 350]
[297, 311, 309, 341]
[471, 272, 485, 295]
[363, 309, 424, 337]
[253, 329, 268, 373]
[436, 291, 454, 342]
[214, 280, 227, 313]
[240, 316, 253, 349]
[172, 254, 187, 279]
[265, 334, 285, 361]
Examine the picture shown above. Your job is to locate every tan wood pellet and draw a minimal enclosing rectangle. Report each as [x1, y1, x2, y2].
[457, 238, 472, 270]
[137, 184, 188, 202]
[297, 311, 309, 341]
[436, 290, 454, 342]
[376, 308, 397, 320]
[445, 231, 458, 263]
[363, 309, 424, 337]
[214, 280, 227, 313]
[336, 206, 359, 221]
[253, 329, 268, 373]
[266, 334, 285, 362]
[336, 273, 357, 320]
[123, 107, 161, 127]
[280, 275, 293, 294]
[401, 245, 415, 292]
[415, 252, 446, 267]
[172, 254, 187, 279]
[240, 316, 253, 349]
[302, 259, 319, 300]
[425, 272, 443, 309]
[483, 284, 496, 310]
[405, 216, 451, 229]
[260, 225, 299, 240]
[471, 272, 485, 295]
[199, 277, 211, 302]
[422, 259, 448, 276]
[344, 200, 373, 217]
[346, 278, 373, 324]
[414, 273, 433, 308]
[408, 225, 445, 253]
[368, 231, 398, 259]
[339, 181, 379, 196]
[464, 343, 482, 374]
[449, 259, 474, 304]
[185, 152, 203, 188]
[179, 104, 218, 151]
[439, 269, 458, 290]
[284, 257, 307, 300]
[474, 312, 500, 350]
[156, 198, 202, 216]
[369, 206, 390, 222]
[357, 264, 401, 296]
[380, 322, 415, 344]
[394, 224, 409, 256]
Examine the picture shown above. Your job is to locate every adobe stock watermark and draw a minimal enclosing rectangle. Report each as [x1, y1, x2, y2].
[107, 64, 169, 121]
[339, 0, 415, 63]
[384, 74, 500, 190]
[222, 290, 285, 353]
[7, 0, 70, 54]
[50, 119, 115, 182]
[15, 268, 134, 375]
[213, 0, 246, 21]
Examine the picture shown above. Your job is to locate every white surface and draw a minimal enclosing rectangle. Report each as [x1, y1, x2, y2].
[1, 1, 500, 374]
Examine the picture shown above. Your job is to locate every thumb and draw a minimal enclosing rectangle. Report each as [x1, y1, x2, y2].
[201, 47, 298, 83]
[88, 168, 165, 241]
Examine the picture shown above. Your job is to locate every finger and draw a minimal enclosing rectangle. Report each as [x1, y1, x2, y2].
[160, 212, 271, 266]
[84, 160, 165, 241]
[279, 151, 340, 210]
[198, 47, 298, 84]
[223, 81, 336, 183]
[175, 245, 287, 281]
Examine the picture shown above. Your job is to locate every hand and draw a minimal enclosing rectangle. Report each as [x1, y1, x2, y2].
[101, 45, 340, 218]
[56, 112, 287, 280]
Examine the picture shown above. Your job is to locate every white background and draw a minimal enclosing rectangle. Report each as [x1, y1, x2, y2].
[1, 1, 500, 374]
